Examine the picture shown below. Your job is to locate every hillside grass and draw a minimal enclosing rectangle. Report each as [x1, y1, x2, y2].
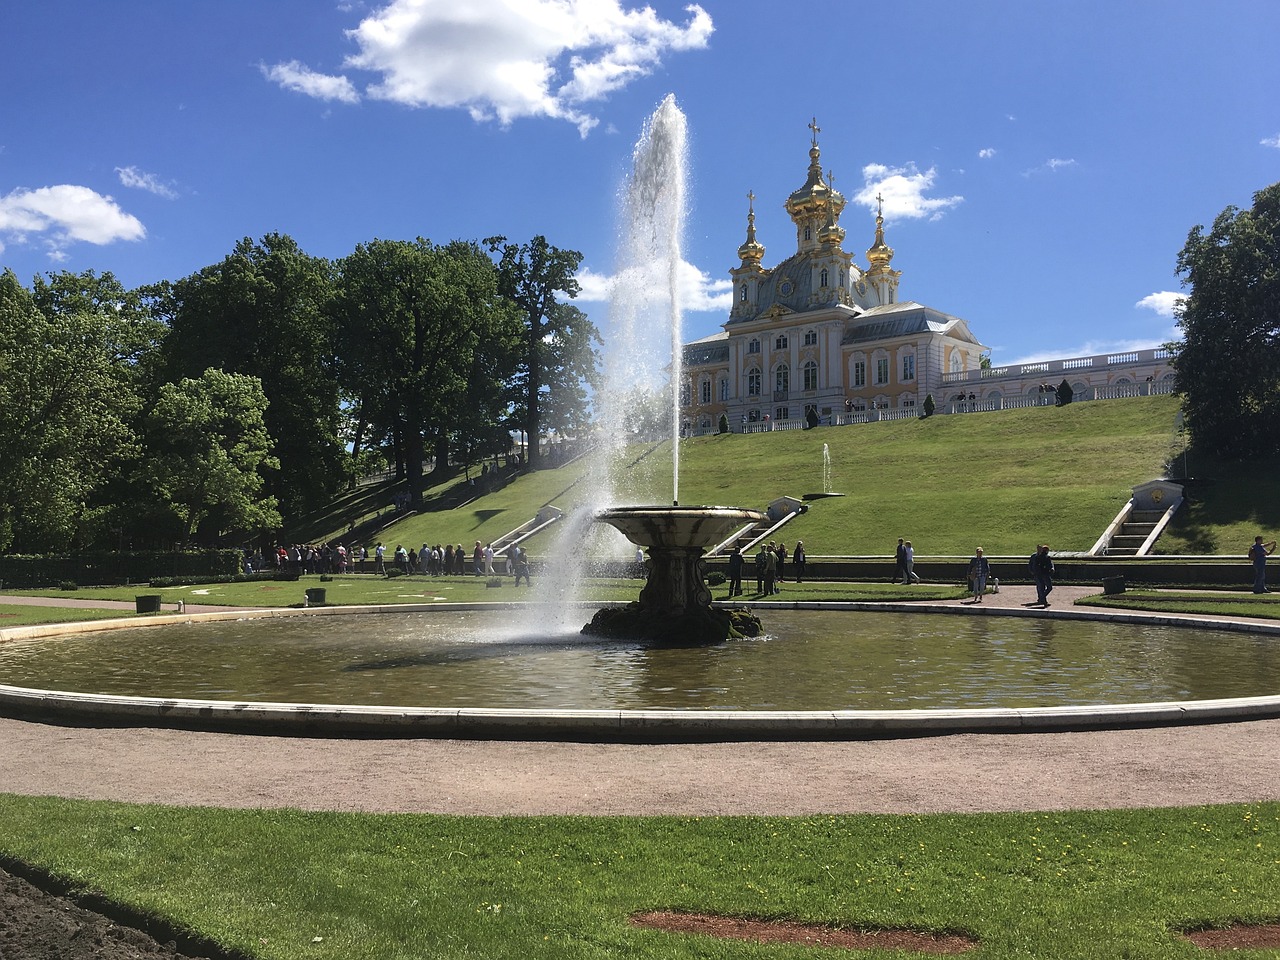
[349, 396, 1181, 557]
[1, 795, 1277, 960]
[1152, 456, 1280, 555]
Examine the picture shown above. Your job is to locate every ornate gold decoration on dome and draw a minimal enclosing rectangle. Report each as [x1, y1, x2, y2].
[818, 169, 846, 246]
[866, 191, 895, 270]
[785, 116, 840, 219]
[737, 189, 765, 263]
[761, 303, 795, 319]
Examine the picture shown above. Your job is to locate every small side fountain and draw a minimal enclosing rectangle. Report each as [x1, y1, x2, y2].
[578, 95, 763, 645]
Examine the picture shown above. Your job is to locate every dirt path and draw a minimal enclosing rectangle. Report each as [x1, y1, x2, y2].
[4, 714, 1278, 815]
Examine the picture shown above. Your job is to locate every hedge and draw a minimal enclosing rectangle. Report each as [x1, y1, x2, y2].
[0, 550, 243, 589]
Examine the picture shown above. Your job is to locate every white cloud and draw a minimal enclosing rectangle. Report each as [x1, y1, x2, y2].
[1023, 157, 1078, 177]
[115, 165, 178, 199]
[978, 147, 996, 159]
[576, 259, 731, 313]
[261, 59, 361, 103]
[269, 0, 713, 136]
[854, 163, 963, 221]
[1262, 134, 1280, 149]
[1136, 291, 1185, 318]
[0, 185, 145, 259]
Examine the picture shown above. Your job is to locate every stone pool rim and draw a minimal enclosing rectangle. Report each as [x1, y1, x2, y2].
[3, 601, 1280, 741]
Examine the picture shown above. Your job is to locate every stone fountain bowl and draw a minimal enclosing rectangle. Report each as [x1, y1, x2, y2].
[594, 505, 765, 550]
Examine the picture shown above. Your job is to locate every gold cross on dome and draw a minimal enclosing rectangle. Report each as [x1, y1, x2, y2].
[808, 117, 821, 145]
[876, 192, 884, 217]
[747, 189, 755, 212]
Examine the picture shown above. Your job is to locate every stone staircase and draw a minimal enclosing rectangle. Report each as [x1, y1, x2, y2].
[1090, 480, 1184, 557]
[1104, 509, 1164, 556]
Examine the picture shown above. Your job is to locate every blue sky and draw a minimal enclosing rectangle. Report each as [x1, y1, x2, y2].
[3, 0, 1278, 364]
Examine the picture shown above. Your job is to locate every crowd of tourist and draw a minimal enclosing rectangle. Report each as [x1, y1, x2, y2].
[252, 539, 532, 584]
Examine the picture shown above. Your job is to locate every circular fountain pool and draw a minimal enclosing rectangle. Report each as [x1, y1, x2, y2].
[3, 606, 1280, 739]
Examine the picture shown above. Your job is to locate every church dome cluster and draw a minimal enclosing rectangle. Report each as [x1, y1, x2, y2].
[681, 118, 983, 432]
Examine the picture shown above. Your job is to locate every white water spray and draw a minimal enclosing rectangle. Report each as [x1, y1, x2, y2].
[823, 443, 832, 495]
[534, 95, 690, 631]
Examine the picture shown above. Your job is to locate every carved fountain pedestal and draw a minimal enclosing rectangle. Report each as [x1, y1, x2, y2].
[581, 505, 765, 645]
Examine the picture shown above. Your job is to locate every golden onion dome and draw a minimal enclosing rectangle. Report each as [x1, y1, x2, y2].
[737, 190, 765, 263]
[866, 208, 894, 269]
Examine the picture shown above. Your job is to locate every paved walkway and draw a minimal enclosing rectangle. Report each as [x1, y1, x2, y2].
[2, 583, 1279, 816]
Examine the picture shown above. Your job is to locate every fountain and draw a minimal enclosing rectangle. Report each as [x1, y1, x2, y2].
[574, 95, 764, 645]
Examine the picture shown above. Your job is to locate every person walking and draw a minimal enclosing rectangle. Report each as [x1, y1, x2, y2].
[793, 541, 807, 583]
[893, 538, 906, 583]
[903, 540, 921, 584]
[967, 547, 991, 603]
[513, 546, 532, 587]
[727, 546, 744, 598]
[1249, 535, 1276, 593]
[1030, 544, 1055, 606]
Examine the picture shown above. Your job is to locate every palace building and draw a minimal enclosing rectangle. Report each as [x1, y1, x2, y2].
[680, 123, 1173, 433]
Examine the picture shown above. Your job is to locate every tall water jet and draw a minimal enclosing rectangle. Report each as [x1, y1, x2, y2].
[823, 443, 832, 495]
[580, 95, 764, 645]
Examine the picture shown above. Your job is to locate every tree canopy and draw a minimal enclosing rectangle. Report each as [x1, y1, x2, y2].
[485, 235, 597, 469]
[1173, 181, 1280, 458]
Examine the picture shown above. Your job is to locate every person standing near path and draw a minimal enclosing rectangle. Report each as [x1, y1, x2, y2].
[793, 541, 807, 583]
[727, 546, 744, 597]
[374, 542, 385, 575]
[967, 547, 991, 603]
[903, 540, 921, 584]
[1249, 535, 1276, 593]
[763, 543, 778, 595]
[894, 538, 906, 583]
[1030, 544, 1055, 606]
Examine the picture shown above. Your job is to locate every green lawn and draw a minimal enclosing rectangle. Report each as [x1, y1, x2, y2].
[330, 395, 1181, 559]
[1, 576, 966, 608]
[0, 796, 1276, 959]
[0, 604, 132, 627]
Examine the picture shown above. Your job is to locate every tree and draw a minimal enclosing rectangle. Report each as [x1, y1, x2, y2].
[1055, 379, 1074, 406]
[144, 368, 281, 541]
[485, 235, 598, 469]
[1173, 182, 1280, 458]
[0, 270, 156, 551]
[332, 238, 520, 504]
[163, 234, 344, 521]
[922, 393, 936, 418]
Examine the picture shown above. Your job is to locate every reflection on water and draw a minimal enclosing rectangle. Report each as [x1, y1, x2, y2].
[1, 609, 1278, 711]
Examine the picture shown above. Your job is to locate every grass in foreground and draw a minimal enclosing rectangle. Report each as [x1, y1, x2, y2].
[0, 604, 135, 627]
[0, 796, 1277, 959]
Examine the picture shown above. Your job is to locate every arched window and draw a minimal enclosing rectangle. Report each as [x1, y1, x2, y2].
[804, 329, 818, 346]
[718, 377, 729, 401]
[680, 382, 691, 406]
[901, 352, 915, 381]
[803, 225, 811, 241]
[775, 334, 788, 350]
[950, 351, 963, 374]
[748, 338, 761, 354]
[803, 360, 819, 391]
[699, 378, 711, 404]
[739, 283, 748, 302]
[820, 267, 829, 288]
[775, 363, 790, 394]
[747, 368, 762, 396]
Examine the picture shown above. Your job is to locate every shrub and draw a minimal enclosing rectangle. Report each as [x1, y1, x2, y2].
[57, 580, 78, 591]
[706, 571, 726, 585]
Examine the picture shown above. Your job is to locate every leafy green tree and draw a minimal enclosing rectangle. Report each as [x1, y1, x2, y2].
[331, 238, 520, 504]
[485, 235, 599, 468]
[0, 270, 156, 551]
[1055, 379, 1074, 406]
[922, 393, 936, 417]
[163, 234, 344, 520]
[1173, 182, 1280, 458]
[144, 368, 281, 541]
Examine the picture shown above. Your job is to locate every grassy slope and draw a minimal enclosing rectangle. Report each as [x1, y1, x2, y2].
[1153, 457, 1280, 555]
[359, 395, 1180, 557]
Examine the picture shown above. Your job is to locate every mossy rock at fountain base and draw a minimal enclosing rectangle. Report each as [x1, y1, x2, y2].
[582, 603, 763, 645]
